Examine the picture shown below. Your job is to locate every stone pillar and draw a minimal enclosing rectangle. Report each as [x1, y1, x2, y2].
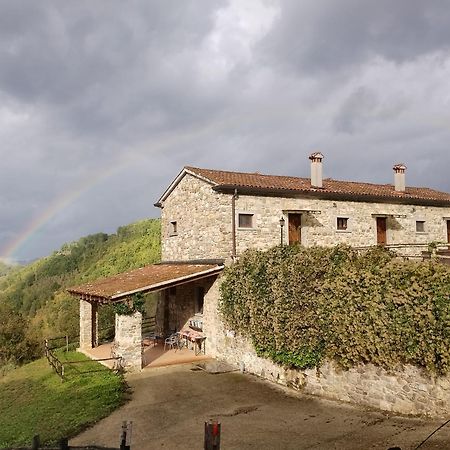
[79, 299, 98, 349]
[115, 311, 142, 372]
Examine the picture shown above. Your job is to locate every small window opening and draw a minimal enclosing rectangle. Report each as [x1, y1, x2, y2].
[238, 213, 254, 228]
[416, 220, 425, 233]
[337, 217, 349, 231]
[170, 220, 178, 235]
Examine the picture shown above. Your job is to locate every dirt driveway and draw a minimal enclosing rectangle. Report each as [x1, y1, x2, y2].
[71, 362, 450, 449]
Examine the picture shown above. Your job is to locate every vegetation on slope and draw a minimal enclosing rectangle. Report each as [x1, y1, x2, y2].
[220, 245, 450, 375]
[0, 219, 161, 369]
[0, 352, 126, 447]
[0, 261, 15, 277]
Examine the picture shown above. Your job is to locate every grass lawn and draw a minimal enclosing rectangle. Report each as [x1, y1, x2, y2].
[0, 351, 126, 448]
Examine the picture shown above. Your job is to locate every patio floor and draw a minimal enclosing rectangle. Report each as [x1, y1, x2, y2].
[82, 341, 211, 369]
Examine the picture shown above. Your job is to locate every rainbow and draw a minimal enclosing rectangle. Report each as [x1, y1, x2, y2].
[1, 107, 305, 262]
[0, 162, 128, 262]
[0, 120, 228, 262]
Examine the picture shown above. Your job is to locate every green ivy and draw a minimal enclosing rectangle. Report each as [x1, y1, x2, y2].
[219, 245, 450, 376]
[112, 293, 146, 316]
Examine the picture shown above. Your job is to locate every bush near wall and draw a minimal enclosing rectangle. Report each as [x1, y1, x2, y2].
[219, 245, 450, 376]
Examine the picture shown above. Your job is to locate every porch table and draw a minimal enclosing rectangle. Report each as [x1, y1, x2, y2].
[178, 329, 206, 355]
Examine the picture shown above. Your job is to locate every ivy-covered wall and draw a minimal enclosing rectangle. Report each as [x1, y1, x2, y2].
[220, 245, 450, 376]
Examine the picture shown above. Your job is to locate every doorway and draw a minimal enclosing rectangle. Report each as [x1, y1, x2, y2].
[376, 217, 387, 246]
[288, 213, 302, 245]
[447, 220, 450, 244]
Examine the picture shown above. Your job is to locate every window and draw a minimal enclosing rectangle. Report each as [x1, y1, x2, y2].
[337, 217, 349, 231]
[169, 220, 177, 235]
[238, 213, 254, 228]
[416, 220, 426, 233]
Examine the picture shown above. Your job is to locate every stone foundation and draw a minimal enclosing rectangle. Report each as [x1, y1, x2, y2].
[115, 312, 142, 372]
[215, 331, 450, 418]
[204, 277, 450, 418]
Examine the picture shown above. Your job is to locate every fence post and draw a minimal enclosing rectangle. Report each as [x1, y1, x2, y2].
[120, 420, 132, 449]
[31, 434, 40, 450]
[59, 437, 69, 450]
[66, 335, 69, 352]
[204, 420, 221, 450]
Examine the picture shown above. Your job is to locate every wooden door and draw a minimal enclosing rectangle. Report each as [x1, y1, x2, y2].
[447, 220, 450, 244]
[288, 213, 302, 245]
[376, 217, 387, 246]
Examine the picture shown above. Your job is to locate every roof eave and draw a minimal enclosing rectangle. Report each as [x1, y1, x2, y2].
[67, 264, 224, 303]
[213, 185, 450, 207]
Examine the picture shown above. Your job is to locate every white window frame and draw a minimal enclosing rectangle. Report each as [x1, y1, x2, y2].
[335, 216, 352, 233]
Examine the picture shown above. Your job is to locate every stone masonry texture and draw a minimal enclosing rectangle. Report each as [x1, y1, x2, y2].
[158, 172, 450, 416]
[115, 311, 142, 372]
[79, 299, 97, 349]
[205, 278, 450, 418]
[161, 173, 450, 262]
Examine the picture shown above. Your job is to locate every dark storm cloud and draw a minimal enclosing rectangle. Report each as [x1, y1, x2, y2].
[261, 0, 450, 73]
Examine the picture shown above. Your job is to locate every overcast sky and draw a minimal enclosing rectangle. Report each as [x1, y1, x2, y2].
[1, 0, 450, 262]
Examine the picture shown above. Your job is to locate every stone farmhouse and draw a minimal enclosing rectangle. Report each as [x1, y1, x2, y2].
[69, 153, 450, 416]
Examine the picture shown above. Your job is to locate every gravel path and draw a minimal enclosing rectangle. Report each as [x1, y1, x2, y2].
[71, 363, 450, 449]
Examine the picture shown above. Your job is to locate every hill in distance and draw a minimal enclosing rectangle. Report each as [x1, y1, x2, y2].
[0, 218, 161, 369]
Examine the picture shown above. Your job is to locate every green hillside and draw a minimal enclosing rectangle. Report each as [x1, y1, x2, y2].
[0, 261, 15, 277]
[0, 218, 161, 369]
[0, 352, 125, 447]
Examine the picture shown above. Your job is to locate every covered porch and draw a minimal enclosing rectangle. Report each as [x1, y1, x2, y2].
[68, 261, 223, 371]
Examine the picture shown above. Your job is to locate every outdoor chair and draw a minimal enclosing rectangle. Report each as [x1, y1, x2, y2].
[164, 333, 179, 351]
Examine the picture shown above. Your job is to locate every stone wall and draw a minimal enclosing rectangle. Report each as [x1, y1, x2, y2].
[161, 174, 232, 261]
[155, 278, 216, 345]
[233, 195, 450, 256]
[161, 173, 450, 261]
[204, 277, 450, 418]
[115, 312, 142, 372]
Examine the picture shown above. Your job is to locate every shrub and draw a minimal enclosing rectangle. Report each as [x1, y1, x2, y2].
[219, 245, 450, 375]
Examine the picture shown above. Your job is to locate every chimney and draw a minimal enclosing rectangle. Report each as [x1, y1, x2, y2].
[393, 163, 407, 192]
[309, 152, 324, 188]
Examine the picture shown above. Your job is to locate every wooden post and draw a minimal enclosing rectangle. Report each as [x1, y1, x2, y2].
[66, 335, 69, 352]
[204, 420, 221, 450]
[120, 420, 132, 450]
[59, 437, 69, 450]
[31, 434, 40, 450]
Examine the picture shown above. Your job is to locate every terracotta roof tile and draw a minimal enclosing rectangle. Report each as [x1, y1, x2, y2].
[185, 166, 450, 205]
[68, 263, 223, 301]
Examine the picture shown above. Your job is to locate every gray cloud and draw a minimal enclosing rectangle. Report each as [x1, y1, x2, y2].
[1, 0, 450, 261]
[260, 0, 450, 73]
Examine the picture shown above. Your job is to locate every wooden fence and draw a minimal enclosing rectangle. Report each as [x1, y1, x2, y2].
[2, 419, 222, 450]
[2, 421, 132, 449]
[43, 340, 65, 380]
[43, 339, 122, 381]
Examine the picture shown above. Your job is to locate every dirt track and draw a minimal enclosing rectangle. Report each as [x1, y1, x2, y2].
[71, 363, 450, 449]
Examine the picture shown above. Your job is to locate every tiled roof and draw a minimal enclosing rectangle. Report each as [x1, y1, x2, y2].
[185, 166, 450, 205]
[68, 263, 223, 301]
